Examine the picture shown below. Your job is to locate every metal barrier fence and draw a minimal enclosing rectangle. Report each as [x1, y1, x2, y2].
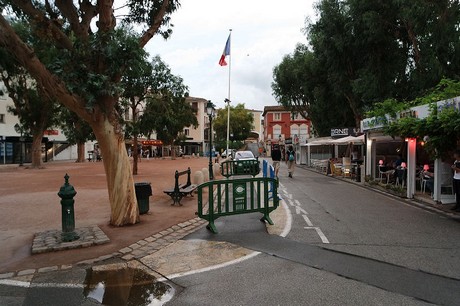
[262, 160, 279, 200]
[197, 176, 279, 234]
[220, 159, 260, 178]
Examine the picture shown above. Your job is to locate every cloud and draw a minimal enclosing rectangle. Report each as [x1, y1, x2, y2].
[145, 0, 315, 110]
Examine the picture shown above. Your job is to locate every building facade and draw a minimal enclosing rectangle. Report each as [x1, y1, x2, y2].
[182, 97, 208, 155]
[262, 105, 312, 157]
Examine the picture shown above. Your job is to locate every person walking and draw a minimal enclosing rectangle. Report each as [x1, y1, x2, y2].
[271, 144, 282, 177]
[451, 150, 460, 211]
[286, 145, 295, 178]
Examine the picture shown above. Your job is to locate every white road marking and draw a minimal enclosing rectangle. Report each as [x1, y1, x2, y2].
[297, 206, 307, 215]
[0, 279, 84, 288]
[0, 280, 30, 288]
[294, 199, 302, 206]
[304, 227, 330, 244]
[288, 199, 295, 207]
[280, 199, 293, 238]
[163, 199, 294, 280]
[302, 214, 313, 227]
[163, 251, 261, 281]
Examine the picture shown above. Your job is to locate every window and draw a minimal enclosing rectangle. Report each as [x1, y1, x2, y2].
[0, 114, 4, 124]
[184, 128, 190, 136]
[191, 102, 198, 112]
[273, 125, 282, 140]
[274, 113, 281, 121]
[290, 124, 299, 137]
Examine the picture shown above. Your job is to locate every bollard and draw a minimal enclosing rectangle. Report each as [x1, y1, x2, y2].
[213, 163, 220, 178]
[57, 173, 79, 242]
[193, 170, 204, 185]
[202, 167, 209, 182]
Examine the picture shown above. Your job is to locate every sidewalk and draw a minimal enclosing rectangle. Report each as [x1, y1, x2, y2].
[0, 157, 215, 274]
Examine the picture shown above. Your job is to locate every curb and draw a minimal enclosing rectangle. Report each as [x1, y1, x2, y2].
[0, 217, 207, 280]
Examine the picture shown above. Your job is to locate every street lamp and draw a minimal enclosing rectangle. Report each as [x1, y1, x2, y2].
[14, 123, 24, 166]
[206, 100, 216, 180]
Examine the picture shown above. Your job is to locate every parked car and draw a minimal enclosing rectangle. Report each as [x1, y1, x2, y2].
[221, 149, 236, 158]
[234, 150, 256, 161]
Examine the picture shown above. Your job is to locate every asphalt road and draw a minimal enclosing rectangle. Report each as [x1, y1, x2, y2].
[170, 162, 460, 305]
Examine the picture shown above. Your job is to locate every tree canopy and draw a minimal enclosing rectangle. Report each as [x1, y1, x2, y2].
[272, 0, 460, 136]
[140, 56, 197, 148]
[0, 0, 182, 226]
[213, 103, 254, 143]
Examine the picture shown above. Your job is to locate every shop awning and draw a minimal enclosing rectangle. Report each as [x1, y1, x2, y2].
[302, 137, 336, 146]
[331, 135, 364, 144]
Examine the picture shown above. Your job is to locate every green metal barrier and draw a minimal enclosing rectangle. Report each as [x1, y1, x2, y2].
[197, 176, 279, 233]
[220, 159, 260, 178]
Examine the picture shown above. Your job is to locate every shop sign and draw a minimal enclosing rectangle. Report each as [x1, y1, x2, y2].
[437, 97, 460, 112]
[141, 139, 163, 146]
[361, 116, 390, 131]
[331, 127, 361, 138]
[285, 138, 293, 144]
[44, 130, 59, 135]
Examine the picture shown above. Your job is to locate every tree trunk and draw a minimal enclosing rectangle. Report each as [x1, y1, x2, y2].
[171, 143, 176, 160]
[133, 135, 139, 175]
[92, 118, 139, 226]
[30, 131, 44, 168]
[76, 142, 86, 162]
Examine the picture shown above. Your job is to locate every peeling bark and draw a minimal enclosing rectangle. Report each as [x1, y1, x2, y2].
[92, 117, 139, 226]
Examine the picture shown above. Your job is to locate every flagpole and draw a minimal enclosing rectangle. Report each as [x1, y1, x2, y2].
[226, 29, 232, 156]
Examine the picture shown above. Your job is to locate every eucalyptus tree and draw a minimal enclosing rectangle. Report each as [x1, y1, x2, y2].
[0, 0, 180, 226]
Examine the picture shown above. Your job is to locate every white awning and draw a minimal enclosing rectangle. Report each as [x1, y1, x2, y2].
[301, 137, 335, 146]
[331, 135, 364, 144]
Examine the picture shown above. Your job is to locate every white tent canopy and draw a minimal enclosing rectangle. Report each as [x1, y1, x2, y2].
[331, 135, 364, 144]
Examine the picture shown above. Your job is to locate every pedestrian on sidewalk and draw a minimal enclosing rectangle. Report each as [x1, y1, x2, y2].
[271, 144, 282, 177]
[286, 145, 295, 178]
[451, 150, 460, 211]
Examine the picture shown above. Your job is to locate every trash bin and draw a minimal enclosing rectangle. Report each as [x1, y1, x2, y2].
[134, 182, 152, 214]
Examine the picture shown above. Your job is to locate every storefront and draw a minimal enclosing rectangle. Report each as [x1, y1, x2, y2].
[361, 97, 458, 203]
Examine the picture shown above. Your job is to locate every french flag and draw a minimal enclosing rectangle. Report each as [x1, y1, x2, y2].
[219, 34, 231, 66]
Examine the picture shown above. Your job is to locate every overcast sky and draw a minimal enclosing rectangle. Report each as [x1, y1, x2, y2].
[145, 1, 316, 111]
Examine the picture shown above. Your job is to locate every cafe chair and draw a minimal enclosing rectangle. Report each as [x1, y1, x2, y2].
[395, 168, 406, 188]
[342, 157, 352, 178]
[330, 162, 342, 176]
[378, 166, 394, 184]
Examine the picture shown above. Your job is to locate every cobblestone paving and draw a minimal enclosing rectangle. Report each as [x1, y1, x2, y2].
[31, 226, 110, 254]
[0, 217, 207, 279]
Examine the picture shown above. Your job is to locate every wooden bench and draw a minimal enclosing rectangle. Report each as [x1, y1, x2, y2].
[163, 167, 197, 206]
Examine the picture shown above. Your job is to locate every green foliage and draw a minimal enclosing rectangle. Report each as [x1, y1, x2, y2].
[213, 104, 254, 142]
[0, 21, 60, 138]
[58, 109, 95, 145]
[49, 28, 146, 109]
[139, 56, 196, 145]
[273, 0, 460, 135]
[366, 99, 408, 119]
[384, 79, 460, 159]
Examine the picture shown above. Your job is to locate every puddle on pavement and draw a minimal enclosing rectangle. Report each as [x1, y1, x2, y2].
[83, 267, 174, 305]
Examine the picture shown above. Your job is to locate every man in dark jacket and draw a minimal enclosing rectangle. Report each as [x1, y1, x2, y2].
[271, 144, 282, 177]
